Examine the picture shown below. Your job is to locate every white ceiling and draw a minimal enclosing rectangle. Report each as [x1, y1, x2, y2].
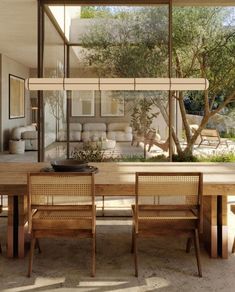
[0, 0, 37, 68]
[0, 0, 234, 69]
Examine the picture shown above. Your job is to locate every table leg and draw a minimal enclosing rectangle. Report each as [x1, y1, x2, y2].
[217, 195, 228, 259]
[7, 197, 14, 258]
[18, 196, 27, 258]
[203, 196, 218, 258]
[7, 196, 26, 258]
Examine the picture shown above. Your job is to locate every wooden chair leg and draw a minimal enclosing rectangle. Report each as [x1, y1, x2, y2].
[35, 239, 41, 254]
[232, 236, 235, 253]
[0, 243, 2, 254]
[134, 234, 138, 277]
[194, 229, 202, 277]
[91, 234, 96, 277]
[186, 237, 192, 253]
[131, 225, 134, 253]
[28, 237, 36, 277]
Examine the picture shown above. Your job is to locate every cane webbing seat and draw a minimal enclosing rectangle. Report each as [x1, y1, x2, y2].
[27, 172, 96, 277]
[132, 172, 203, 277]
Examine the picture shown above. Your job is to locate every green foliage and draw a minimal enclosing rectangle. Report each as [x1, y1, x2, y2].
[130, 98, 159, 136]
[220, 132, 235, 139]
[117, 154, 168, 162]
[71, 144, 105, 162]
[80, 6, 235, 156]
[81, 7, 169, 77]
[80, 7, 111, 19]
[172, 154, 200, 162]
[173, 7, 235, 109]
[198, 151, 235, 162]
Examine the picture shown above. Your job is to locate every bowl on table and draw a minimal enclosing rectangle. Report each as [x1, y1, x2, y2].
[50, 159, 88, 172]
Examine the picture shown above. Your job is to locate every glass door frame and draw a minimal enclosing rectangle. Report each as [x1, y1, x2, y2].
[37, 0, 173, 162]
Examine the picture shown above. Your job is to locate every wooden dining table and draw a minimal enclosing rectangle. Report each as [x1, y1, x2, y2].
[0, 161, 235, 259]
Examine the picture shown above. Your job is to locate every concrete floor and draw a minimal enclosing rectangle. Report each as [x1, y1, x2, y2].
[1, 209, 235, 292]
[1, 140, 235, 163]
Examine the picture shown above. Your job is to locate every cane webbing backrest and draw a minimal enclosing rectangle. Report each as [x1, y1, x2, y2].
[28, 173, 94, 207]
[136, 172, 202, 206]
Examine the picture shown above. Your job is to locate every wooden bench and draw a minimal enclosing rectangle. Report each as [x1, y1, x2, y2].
[198, 129, 229, 148]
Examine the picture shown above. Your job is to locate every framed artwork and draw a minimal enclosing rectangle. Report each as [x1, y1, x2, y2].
[71, 91, 95, 117]
[9, 74, 25, 119]
[101, 91, 124, 117]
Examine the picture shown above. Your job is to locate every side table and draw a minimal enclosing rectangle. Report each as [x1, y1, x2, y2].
[9, 140, 25, 154]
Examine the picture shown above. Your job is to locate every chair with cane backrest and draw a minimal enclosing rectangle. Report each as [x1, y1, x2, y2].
[27, 172, 96, 277]
[0, 195, 2, 254]
[132, 172, 203, 277]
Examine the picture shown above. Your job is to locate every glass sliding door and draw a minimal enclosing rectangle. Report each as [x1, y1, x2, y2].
[172, 6, 235, 160]
[40, 3, 172, 162]
[43, 12, 67, 161]
[68, 5, 170, 162]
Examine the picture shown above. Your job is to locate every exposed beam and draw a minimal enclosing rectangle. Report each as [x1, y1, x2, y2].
[40, 0, 169, 5]
[173, 0, 235, 6]
[40, 0, 235, 5]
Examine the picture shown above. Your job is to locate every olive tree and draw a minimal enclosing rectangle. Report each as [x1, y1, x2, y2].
[80, 6, 235, 157]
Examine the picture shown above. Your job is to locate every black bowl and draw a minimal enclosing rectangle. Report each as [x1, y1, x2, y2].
[50, 159, 88, 172]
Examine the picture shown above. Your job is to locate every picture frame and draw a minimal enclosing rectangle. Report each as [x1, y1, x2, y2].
[101, 91, 124, 117]
[9, 74, 25, 119]
[71, 91, 95, 117]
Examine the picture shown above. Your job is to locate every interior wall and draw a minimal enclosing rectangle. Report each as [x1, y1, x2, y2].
[70, 91, 130, 125]
[0, 55, 2, 151]
[1, 54, 30, 151]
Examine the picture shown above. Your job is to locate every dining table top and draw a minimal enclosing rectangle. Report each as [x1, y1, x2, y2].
[1, 161, 235, 196]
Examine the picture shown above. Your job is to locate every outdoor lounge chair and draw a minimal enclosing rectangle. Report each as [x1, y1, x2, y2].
[198, 128, 229, 148]
[132, 172, 203, 277]
[132, 129, 169, 152]
[27, 172, 96, 277]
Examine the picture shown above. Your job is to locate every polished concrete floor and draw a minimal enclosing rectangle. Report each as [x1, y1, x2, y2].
[1, 207, 235, 292]
[1, 140, 235, 163]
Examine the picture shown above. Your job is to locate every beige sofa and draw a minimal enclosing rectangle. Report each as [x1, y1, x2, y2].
[58, 123, 82, 141]
[107, 123, 133, 142]
[82, 123, 107, 142]
[11, 125, 38, 150]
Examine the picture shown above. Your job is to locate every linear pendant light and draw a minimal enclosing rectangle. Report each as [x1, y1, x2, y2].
[25, 77, 209, 91]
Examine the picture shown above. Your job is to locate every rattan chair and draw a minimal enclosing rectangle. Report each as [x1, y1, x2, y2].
[132, 172, 203, 277]
[231, 205, 235, 253]
[27, 172, 96, 277]
[0, 195, 2, 254]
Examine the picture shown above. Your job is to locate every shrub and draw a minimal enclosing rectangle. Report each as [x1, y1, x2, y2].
[172, 154, 199, 162]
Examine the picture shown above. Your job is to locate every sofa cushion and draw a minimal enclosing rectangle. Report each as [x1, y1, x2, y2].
[82, 131, 106, 142]
[11, 125, 36, 140]
[83, 123, 106, 132]
[124, 126, 132, 133]
[69, 123, 82, 131]
[107, 131, 132, 142]
[22, 131, 37, 140]
[107, 123, 132, 132]
[58, 131, 82, 142]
